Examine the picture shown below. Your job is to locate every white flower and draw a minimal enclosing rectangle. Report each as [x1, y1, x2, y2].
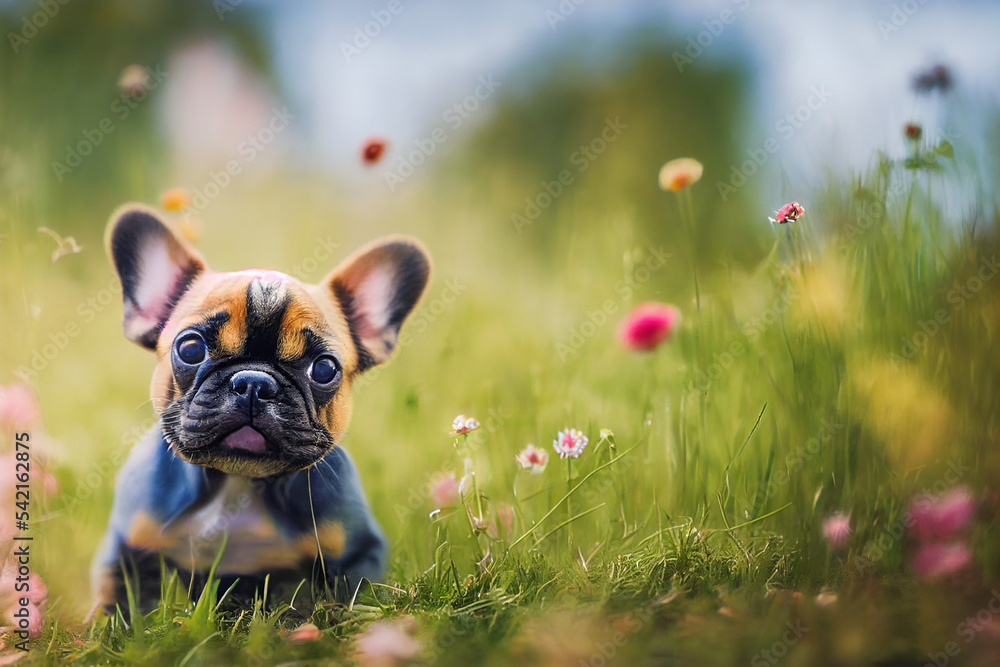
[451, 414, 480, 435]
[553, 428, 588, 459]
[515, 444, 549, 473]
[658, 157, 703, 192]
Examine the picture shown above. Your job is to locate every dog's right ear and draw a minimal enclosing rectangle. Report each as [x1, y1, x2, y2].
[106, 205, 206, 350]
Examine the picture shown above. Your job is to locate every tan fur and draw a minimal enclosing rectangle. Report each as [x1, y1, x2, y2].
[295, 520, 346, 559]
[107, 204, 431, 472]
[126, 511, 172, 550]
[146, 272, 360, 444]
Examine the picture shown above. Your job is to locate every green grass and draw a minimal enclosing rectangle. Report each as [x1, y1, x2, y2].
[2, 145, 997, 664]
[1, 19, 998, 660]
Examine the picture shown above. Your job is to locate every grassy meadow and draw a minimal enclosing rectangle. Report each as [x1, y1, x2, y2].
[2, 3, 1000, 665]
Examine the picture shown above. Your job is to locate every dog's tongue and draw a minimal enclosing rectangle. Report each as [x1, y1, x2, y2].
[222, 426, 267, 453]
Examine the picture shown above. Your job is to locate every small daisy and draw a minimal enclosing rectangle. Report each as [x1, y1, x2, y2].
[515, 444, 549, 473]
[553, 428, 588, 459]
[903, 122, 923, 142]
[451, 415, 480, 435]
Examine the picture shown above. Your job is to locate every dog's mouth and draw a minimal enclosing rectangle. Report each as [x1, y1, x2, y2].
[220, 425, 268, 454]
[166, 410, 334, 477]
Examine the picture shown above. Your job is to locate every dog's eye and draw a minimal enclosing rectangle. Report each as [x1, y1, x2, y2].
[175, 333, 207, 365]
[309, 356, 340, 386]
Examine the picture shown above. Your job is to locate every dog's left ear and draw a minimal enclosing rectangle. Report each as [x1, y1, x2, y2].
[325, 237, 431, 373]
[106, 204, 207, 350]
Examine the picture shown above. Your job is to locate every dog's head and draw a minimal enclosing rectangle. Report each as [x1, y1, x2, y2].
[107, 205, 431, 477]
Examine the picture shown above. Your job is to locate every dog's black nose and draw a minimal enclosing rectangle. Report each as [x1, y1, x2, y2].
[230, 370, 279, 413]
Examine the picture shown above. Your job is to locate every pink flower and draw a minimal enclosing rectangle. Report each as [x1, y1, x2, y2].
[289, 622, 323, 643]
[553, 429, 588, 459]
[354, 617, 421, 667]
[432, 473, 460, 508]
[515, 444, 549, 473]
[0, 543, 47, 637]
[822, 512, 851, 551]
[618, 303, 681, 351]
[0, 384, 40, 431]
[496, 503, 515, 532]
[770, 201, 805, 225]
[450, 415, 480, 435]
[482, 502, 516, 540]
[911, 542, 971, 579]
[908, 486, 975, 542]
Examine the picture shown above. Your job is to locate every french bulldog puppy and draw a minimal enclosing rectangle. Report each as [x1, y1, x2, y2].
[91, 205, 430, 614]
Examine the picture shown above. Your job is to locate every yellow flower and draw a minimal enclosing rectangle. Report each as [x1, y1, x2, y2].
[176, 216, 201, 243]
[788, 256, 857, 340]
[658, 158, 703, 192]
[851, 360, 952, 470]
[160, 187, 191, 212]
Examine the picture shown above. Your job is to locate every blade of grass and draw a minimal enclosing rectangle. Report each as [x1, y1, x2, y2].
[704, 502, 793, 535]
[508, 443, 639, 550]
[722, 403, 767, 501]
[177, 631, 220, 667]
[533, 503, 606, 545]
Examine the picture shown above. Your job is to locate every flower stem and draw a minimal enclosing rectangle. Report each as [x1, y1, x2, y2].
[678, 189, 702, 317]
[566, 457, 573, 546]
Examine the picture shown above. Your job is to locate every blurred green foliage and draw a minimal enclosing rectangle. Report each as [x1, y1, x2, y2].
[0, 4, 999, 665]
[0, 0, 269, 239]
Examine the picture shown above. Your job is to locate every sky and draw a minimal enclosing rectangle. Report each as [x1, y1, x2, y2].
[169, 1, 1000, 210]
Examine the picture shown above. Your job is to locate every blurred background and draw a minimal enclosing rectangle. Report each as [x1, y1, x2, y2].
[1, 1, 999, 658]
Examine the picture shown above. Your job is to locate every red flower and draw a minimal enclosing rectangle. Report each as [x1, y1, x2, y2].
[361, 138, 387, 165]
[618, 302, 681, 351]
[771, 201, 805, 225]
[903, 123, 922, 141]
